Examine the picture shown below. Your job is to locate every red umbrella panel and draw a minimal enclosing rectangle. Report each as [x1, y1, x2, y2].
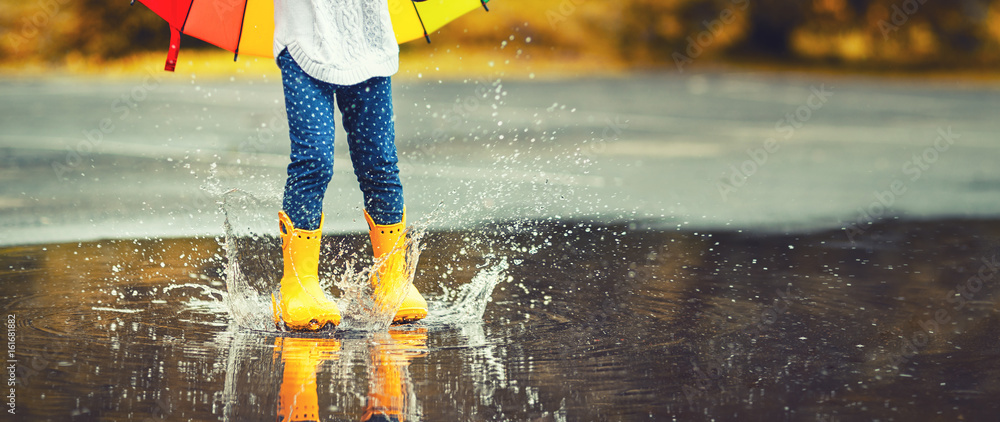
[134, 0, 258, 71]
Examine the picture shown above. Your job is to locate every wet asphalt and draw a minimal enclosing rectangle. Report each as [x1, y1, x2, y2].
[1, 72, 1000, 420]
[4, 217, 1000, 420]
[1, 72, 999, 245]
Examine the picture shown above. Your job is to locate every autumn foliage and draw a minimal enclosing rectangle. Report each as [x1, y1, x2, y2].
[2, 0, 999, 70]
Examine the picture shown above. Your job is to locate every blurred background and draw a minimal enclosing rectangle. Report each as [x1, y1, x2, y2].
[3, 0, 1000, 74]
[3, 2, 1000, 420]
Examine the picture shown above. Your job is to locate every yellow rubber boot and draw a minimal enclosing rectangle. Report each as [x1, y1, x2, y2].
[272, 211, 341, 331]
[364, 209, 428, 324]
[275, 336, 340, 422]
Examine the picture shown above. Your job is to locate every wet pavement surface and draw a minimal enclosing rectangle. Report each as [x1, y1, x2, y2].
[3, 218, 1000, 420]
[2, 74, 999, 244]
[2, 73, 1000, 420]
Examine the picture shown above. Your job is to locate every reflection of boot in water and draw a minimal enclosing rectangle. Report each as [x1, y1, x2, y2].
[364, 209, 427, 324]
[275, 336, 341, 422]
[361, 328, 427, 422]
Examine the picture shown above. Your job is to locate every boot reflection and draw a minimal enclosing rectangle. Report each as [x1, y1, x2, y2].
[361, 328, 428, 422]
[274, 336, 341, 422]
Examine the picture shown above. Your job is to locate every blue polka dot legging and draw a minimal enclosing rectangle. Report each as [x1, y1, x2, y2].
[277, 49, 403, 230]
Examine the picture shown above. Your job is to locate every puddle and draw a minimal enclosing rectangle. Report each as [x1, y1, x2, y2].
[3, 218, 1000, 419]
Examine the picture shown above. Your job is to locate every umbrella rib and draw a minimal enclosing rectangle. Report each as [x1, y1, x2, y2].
[180, 0, 195, 32]
[233, 0, 250, 61]
[410, 0, 431, 44]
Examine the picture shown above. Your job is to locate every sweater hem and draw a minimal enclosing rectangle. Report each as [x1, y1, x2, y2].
[275, 42, 399, 86]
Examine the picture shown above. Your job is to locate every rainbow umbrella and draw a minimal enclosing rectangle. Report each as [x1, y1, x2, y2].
[132, 0, 490, 71]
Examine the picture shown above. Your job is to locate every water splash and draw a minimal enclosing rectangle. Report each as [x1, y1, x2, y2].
[220, 188, 509, 332]
[336, 226, 425, 332]
[426, 257, 509, 326]
[221, 189, 281, 330]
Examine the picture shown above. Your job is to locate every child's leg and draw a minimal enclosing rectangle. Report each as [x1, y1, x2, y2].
[272, 50, 341, 331]
[337, 76, 404, 226]
[339, 76, 427, 324]
[278, 49, 338, 230]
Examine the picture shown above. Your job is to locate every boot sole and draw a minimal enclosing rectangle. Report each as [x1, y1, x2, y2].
[271, 293, 340, 332]
[392, 307, 428, 325]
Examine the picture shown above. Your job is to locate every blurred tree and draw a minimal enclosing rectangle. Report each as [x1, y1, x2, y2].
[0, 0, 211, 65]
[1, 0, 998, 70]
[742, 0, 810, 57]
[71, 0, 170, 59]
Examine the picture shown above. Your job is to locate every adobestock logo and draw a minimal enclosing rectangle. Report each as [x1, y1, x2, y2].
[717, 84, 834, 202]
[877, 0, 930, 40]
[673, 0, 750, 73]
[843, 126, 960, 243]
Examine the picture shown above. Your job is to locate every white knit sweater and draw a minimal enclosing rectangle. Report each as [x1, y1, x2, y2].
[274, 0, 399, 86]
